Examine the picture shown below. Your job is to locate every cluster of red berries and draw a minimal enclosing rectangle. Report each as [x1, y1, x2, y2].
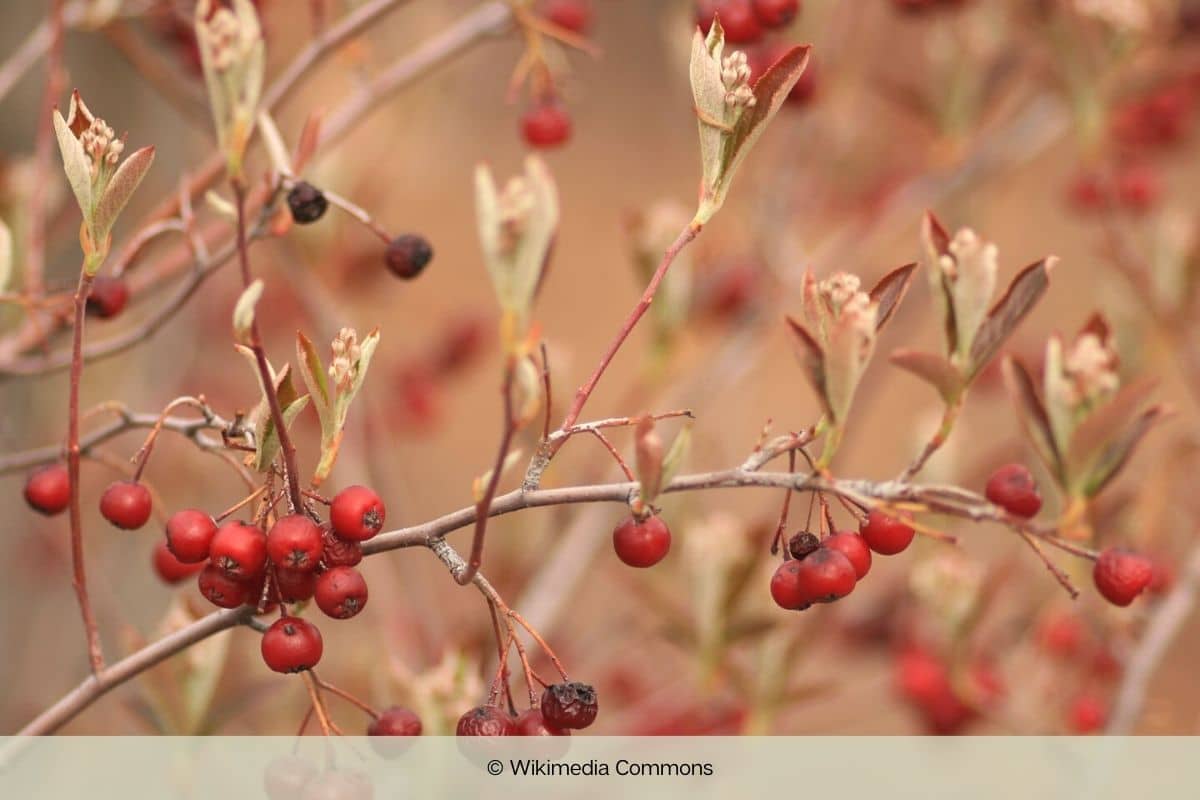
[696, 0, 801, 44]
[456, 681, 599, 737]
[1033, 610, 1122, 733]
[161, 485, 384, 672]
[769, 522, 880, 610]
[893, 642, 1003, 734]
[1066, 165, 1161, 216]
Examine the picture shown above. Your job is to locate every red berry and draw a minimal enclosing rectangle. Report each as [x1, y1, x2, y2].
[320, 526, 363, 568]
[696, 1, 764, 44]
[456, 705, 516, 736]
[794, 547, 857, 603]
[984, 463, 1042, 518]
[152, 540, 204, 584]
[1036, 611, 1085, 658]
[274, 568, 318, 602]
[1066, 171, 1109, 214]
[542, 0, 591, 33]
[314, 566, 369, 619]
[770, 560, 811, 610]
[86, 275, 130, 319]
[822, 531, 872, 579]
[1093, 547, 1154, 607]
[209, 521, 269, 580]
[752, 0, 799, 28]
[165, 509, 218, 563]
[23, 464, 70, 515]
[99, 481, 153, 530]
[893, 645, 975, 734]
[330, 485, 386, 542]
[261, 616, 323, 673]
[1066, 693, 1108, 734]
[540, 682, 599, 730]
[197, 563, 254, 608]
[612, 515, 671, 568]
[521, 102, 572, 149]
[1116, 163, 1160, 213]
[267, 514, 324, 572]
[515, 707, 570, 736]
[859, 509, 916, 555]
[368, 705, 423, 737]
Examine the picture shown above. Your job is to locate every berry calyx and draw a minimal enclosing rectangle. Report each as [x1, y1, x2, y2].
[542, 0, 592, 33]
[859, 509, 916, 555]
[320, 525, 363, 568]
[787, 531, 820, 560]
[267, 514, 324, 572]
[330, 485, 386, 541]
[384, 233, 433, 280]
[540, 682, 598, 730]
[515, 707, 570, 736]
[152, 540, 204, 584]
[197, 564, 254, 608]
[456, 705, 516, 736]
[611, 515, 671, 568]
[368, 705, 423, 737]
[261, 616, 323, 673]
[752, 0, 799, 28]
[696, 1, 764, 44]
[984, 463, 1042, 518]
[86, 275, 130, 319]
[770, 559, 811, 610]
[823, 530, 872, 579]
[314, 566, 369, 619]
[286, 181, 328, 224]
[793, 547, 857, 603]
[1093, 547, 1154, 607]
[521, 101, 572, 149]
[209, 521, 269, 580]
[274, 568, 318, 602]
[23, 464, 70, 515]
[99, 480, 153, 530]
[165, 509, 218, 563]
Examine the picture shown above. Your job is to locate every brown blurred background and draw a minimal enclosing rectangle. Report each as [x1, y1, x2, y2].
[1, 0, 1199, 735]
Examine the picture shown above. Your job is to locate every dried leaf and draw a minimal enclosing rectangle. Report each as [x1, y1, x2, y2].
[635, 416, 665, 503]
[786, 316, 829, 418]
[1002, 356, 1064, 485]
[91, 145, 155, 247]
[870, 262, 917, 331]
[889, 348, 961, 403]
[1066, 378, 1156, 484]
[1083, 405, 1170, 497]
[967, 257, 1054, 379]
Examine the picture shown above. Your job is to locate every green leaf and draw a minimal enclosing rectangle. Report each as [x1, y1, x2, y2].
[694, 39, 811, 223]
[256, 391, 309, 472]
[296, 331, 331, 428]
[0, 218, 12, 293]
[786, 316, 829, 419]
[231, 279, 263, 344]
[660, 422, 693, 489]
[53, 109, 92, 221]
[91, 145, 155, 246]
[967, 256, 1054, 379]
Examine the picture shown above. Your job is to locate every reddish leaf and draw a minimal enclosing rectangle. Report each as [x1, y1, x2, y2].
[870, 262, 917, 332]
[889, 348, 961, 403]
[1002, 356, 1064, 485]
[1067, 378, 1157, 481]
[968, 256, 1055, 379]
[785, 315, 829, 418]
[1084, 405, 1171, 497]
[924, 210, 951, 257]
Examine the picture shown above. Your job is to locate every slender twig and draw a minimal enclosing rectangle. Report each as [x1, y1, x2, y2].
[300, 671, 337, 736]
[456, 364, 517, 585]
[66, 267, 104, 676]
[585, 429, 635, 482]
[232, 181, 304, 512]
[313, 673, 379, 719]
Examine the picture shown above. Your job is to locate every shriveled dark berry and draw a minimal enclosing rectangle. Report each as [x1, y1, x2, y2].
[286, 181, 328, 224]
[787, 531, 820, 560]
[384, 234, 433, 280]
[320, 525, 363, 568]
[540, 682, 598, 730]
[456, 705, 516, 736]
